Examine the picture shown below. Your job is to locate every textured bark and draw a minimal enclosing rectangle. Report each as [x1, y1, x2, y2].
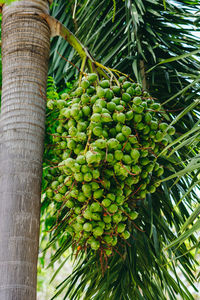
[0, 1, 50, 299]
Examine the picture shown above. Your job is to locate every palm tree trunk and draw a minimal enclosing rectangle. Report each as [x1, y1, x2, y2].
[0, 1, 50, 299]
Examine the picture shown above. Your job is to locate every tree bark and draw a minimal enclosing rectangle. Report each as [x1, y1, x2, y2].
[0, 1, 50, 299]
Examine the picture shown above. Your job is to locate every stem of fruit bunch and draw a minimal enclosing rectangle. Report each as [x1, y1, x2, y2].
[39, 13, 120, 82]
[79, 56, 87, 84]
[84, 128, 92, 155]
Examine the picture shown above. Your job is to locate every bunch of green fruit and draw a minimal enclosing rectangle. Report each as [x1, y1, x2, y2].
[45, 73, 175, 256]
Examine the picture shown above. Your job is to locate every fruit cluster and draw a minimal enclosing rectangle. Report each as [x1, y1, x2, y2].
[46, 73, 175, 255]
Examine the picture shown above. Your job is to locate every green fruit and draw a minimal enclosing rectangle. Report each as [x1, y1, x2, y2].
[104, 235, 113, 244]
[103, 215, 112, 223]
[81, 93, 90, 104]
[60, 107, 70, 118]
[83, 173, 92, 182]
[159, 122, 168, 131]
[47, 99, 54, 110]
[93, 189, 104, 199]
[125, 110, 134, 120]
[122, 93, 131, 102]
[54, 193, 63, 202]
[93, 126, 103, 137]
[56, 99, 67, 109]
[167, 126, 175, 135]
[92, 169, 100, 179]
[105, 194, 114, 203]
[91, 212, 101, 221]
[105, 249, 112, 256]
[82, 105, 91, 116]
[51, 180, 59, 190]
[148, 185, 156, 193]
[116, 133, 126, 142]
[83, 222, 93, 232]
[122, 81, 131, 90]
[105, 223, 111, 230]
[102, 129, 109, 138]
[58, 185, 67, 194]
[87, 73, 97, 82]
[105, 89, 114, 100]
[96, 87, 106, 98]
[114, 150, 123, 161]
[96, 99, 106, 108]
[83, 209, 92, 219]
[76, 155, 86, 165]
[130, 149, 140, 161]
[116, 195, 124, 205]
[140, 190, 146, 198]
[106, 153, 114, 163]
[155, 131, 163, 142]
[112, 236, 118, 246]
[112, 86, 121, 95]
[108, 204, 118, 213]
[102, 198, 111, 207]
[107, 101, 116, 111]
[91, 113, 101, 122]
[151, 102, 161, 111]
[93, 104, 102, 113]
[81, 80, 90, 89]
[129, 211, 138, 220]
[126, 86, 135, 96]
[91, 240, 100, 250]
[100, 80, 110, 89]
[81, 165, 90, 173]
[156, 167, 164, 176]
[115, 104, 124, 111]
[122, 125, 131, 137]
[101, 113, 112, 122]
[121, 230, 130, 240]
[112, 97, 121, 105]
[90, 202, 102, 212]
[91, 182, 100, 191]
[86, 151, 100, 165]
[46, 189, 53, 198]
[73, 223, 83, 232]
[87, 86, 95, 95]
[119, 76, 126, 83]
[133, 97, 142, 105]
[67, 139, 76, 150]
[135, 86, 142, 95]
[150, 121, 158, 130]
[122, 154, 132, 165]
[74, 206, 81, 214]
[82, 183, 92, 196]
[68, 126, 77, 137]
[107, 138, 119, 150]
[77, 132, 87, 142]
[133, 114, 142, 123]
[117, 223, 126, 233]
[112, 213, 122, 223]
[143, 125, 150, 135]
[144, 112, 152, 123]
[132, 104, 144, 114]
[93, 226, 104, 236]
[140, 157, 149, 166]
[116, 112, 126, 123]
[65, 199, 74, 208]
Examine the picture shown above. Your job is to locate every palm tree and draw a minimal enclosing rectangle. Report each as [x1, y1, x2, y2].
[41, 1, 200, 299]
[0, 1, 50, 299]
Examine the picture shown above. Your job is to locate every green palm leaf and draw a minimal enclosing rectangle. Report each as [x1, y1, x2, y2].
[41, 0, 200, 299]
